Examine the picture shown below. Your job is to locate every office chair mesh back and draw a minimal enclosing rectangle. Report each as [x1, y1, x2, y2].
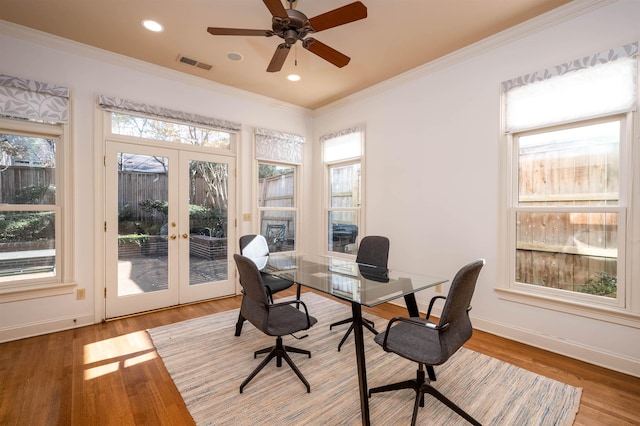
[234, 253, 271, 332]
[356, 236, 390, 268]
[436, 259, 484, 360]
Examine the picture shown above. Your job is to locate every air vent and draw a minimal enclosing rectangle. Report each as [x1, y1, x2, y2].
[177, 55, 213, 71]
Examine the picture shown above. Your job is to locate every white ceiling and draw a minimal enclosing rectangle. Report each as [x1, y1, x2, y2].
[1, 0, 572, 110]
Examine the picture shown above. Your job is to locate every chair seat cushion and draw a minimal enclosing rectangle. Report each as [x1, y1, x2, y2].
[374, 318, 447, 366]
[261, 273, 294, 293]
[265, 304, 317, 337]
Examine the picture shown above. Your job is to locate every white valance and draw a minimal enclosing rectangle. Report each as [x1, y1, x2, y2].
[98, 95, 241, 132]
[0, 74, 69, 124]
[503, 42, 638, 132]
[255, 127, 305, 164]
[320, 124, 364, 162]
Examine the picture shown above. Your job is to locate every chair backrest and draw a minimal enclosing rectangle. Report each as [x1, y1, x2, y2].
[437, 259, 485, 358]
[240, 234, 270, 258]
[234, 253, 270, 330]
[355, 236, 390, 268]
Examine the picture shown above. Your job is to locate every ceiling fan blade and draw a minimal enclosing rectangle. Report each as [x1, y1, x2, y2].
[267, 43, 291, 72]
[303, 38, 350, 68]
[263, 0, 288, 19]
[207, 27, 271, 37]
[308, 1, 367, 32]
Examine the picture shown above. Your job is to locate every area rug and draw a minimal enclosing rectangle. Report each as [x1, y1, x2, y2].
[148, 293, 582, 425]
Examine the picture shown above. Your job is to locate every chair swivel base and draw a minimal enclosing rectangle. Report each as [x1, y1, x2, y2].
[368, 368, 480, 426]
[330, 316, 378, 352]
[240, 336, 312, 394]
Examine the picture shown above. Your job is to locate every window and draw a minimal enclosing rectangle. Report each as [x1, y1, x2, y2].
[321, 126, 364, 256]
[111, 113, 231, 149]
[499, 43, 638, 319]
[0, 122, 72, 295]
[0, 75, 75, 300]
[253, 128, 304, 253]
[257, 163, 297, 253]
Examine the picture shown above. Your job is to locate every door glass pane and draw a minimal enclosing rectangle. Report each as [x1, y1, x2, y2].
[328, 211, 359, 254]
[117, 152, 169, 296]
[188, 160, 228, 285]
[111, 113, 231, 149]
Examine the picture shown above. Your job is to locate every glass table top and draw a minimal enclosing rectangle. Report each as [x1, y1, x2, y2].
[259, 254, 448, 307]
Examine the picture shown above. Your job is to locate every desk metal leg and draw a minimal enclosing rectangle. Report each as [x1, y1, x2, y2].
[351, 303, 371, 426]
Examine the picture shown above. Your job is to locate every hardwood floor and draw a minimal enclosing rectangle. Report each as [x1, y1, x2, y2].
[1, 288, 638, 425]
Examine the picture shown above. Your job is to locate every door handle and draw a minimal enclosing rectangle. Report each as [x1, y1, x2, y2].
[182, 233, 189, 239]
[169, 234, 177, 240]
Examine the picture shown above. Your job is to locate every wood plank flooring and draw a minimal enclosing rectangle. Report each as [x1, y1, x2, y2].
[1, 289, 638, 425]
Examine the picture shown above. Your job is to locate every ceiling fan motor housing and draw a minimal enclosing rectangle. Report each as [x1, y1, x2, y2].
[272, 9, 312, 44]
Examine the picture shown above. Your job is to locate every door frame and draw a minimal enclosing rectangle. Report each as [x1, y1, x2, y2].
[94, 110, 238, 321]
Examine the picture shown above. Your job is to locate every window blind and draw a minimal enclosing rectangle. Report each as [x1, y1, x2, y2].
[255, 127, 305, 164]
[0, 74, 69, 124]
[98, 95, 241, 132]
[503, 42, 638, 133]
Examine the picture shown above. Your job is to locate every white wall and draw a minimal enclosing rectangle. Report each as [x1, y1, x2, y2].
[0, 22, 312, 340]
[312, 0, 640, 377]
[1, 1, 639, 377]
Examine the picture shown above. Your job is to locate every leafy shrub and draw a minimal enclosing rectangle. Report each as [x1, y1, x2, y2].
[577, 273, 617, 297]
[12, 184, 54, 204]
[0, 212, 54, 242]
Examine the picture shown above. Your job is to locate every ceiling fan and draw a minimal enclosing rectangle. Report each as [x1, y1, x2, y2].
[206, 0, 367, 72]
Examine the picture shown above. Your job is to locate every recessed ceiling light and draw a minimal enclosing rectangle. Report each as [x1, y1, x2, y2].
[287, 74, 301, 82]
[226, 52, 243, 61]
[142, 20, 164, 32]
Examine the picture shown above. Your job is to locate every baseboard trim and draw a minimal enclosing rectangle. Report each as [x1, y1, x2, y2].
[471, 316, 640, 378]
[397, 299, 639, 378]
[0, 314, 95, 343]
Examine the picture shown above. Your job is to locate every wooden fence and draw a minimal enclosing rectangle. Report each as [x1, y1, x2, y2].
[0, 166, 55, 204]
[516, 138, 618, 293]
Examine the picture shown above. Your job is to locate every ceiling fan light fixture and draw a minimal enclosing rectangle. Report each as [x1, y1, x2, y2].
[287, 74, 301, 82]
[142, 19, 164, 32]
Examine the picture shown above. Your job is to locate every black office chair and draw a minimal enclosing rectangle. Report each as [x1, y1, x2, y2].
[234, 254, 317, 393]
[329, 235, 390, 351]
[367, 259, 485, 425]
[235, 234, 301, 336]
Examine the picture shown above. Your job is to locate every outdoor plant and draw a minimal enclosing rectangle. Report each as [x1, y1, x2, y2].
[0, 211, 54, 242]
[577, 273, 617, 297]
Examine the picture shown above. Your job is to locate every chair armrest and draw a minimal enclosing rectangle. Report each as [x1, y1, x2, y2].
[425, 295, 446, 320]
[270, 299, 314, 329]
[381, 316, 450, 351]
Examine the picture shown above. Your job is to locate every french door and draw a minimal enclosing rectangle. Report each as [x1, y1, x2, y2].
[105, 142, 235, 318]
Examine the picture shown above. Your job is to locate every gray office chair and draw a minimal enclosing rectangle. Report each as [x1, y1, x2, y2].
[368, 259, 485, 426]
[329, 235, 390, 351]
[235, 234, 301, 336]
[234, 254, 317, 393]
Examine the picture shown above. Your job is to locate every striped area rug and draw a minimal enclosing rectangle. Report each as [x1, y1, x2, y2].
[148, 293, 582, 425]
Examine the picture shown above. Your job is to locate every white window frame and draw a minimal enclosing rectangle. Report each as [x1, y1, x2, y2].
[497, 113, 640, 327]
[255, 160, 299, 253]
[0, 118, 76, 302]
[322, 126, 365, 258]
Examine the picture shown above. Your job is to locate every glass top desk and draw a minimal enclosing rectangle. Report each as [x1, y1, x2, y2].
[259, 254, 448, 426]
